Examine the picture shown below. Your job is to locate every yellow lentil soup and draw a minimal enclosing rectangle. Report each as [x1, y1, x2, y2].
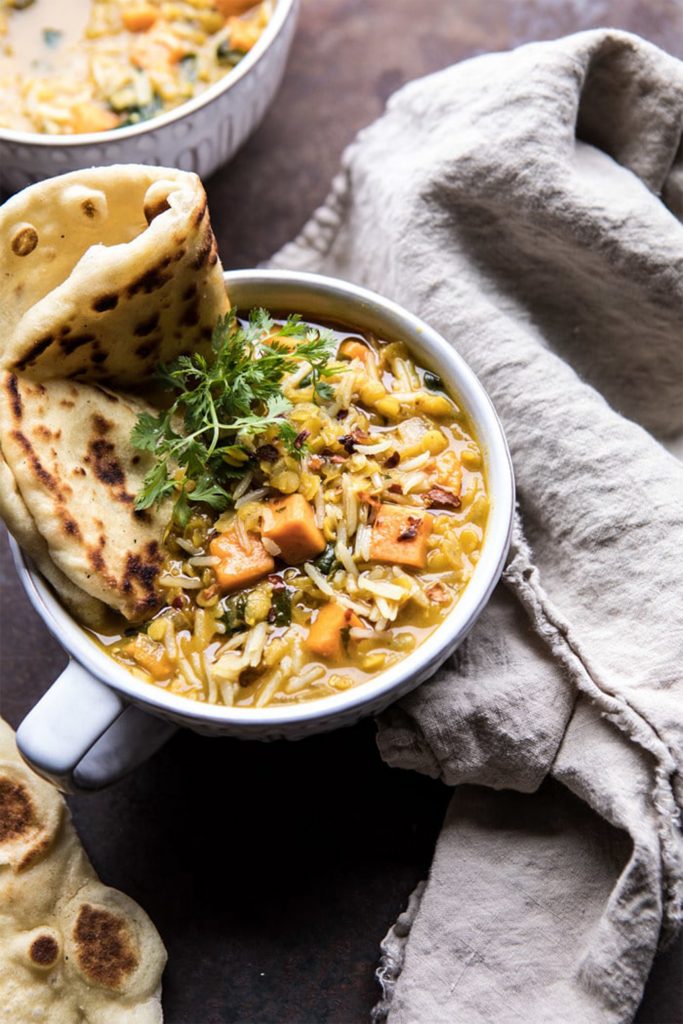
[93, 312, 489, 707]
[0, 0, 272, 134]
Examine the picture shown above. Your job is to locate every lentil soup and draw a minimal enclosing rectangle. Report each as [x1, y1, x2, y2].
[0, 0, 272, 134]
[92, 311, 489, 708]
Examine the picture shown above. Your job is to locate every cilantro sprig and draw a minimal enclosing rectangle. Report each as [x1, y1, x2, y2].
[132, 308, 337, 526]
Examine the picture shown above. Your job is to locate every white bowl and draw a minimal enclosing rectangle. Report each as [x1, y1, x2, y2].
[0, 0, 299, 196]
[14, 269, 514, 791]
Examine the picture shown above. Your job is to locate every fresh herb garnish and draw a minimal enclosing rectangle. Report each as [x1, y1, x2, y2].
[132, 308, 337, 524]
[282, 316, 341, 402]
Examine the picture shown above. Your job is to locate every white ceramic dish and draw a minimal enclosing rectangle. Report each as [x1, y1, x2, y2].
[0, 0, 299, 196]
[14, 269, 514, 792]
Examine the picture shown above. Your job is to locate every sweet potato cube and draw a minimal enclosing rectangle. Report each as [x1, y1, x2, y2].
[210, 528, 275, 591]
[122, 4, 159, 31]
[431, 449, 462, 496]
[127, 634, 173, 680]
[72, 102, 120, 134]
[339, 339, 373, 365]
[306, 602, 363, 661]
[369, 504, 433, 569]
[216, 0, 261, 15]
[261, 494, 326, 565]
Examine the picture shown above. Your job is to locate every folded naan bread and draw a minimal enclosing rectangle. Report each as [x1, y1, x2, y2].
[0, 450, 109, 629]
[0, 165, 229, 622]
[0, 374, 170, 621]
[0, 165, 228, 383]
[0, 717, 166, 1023]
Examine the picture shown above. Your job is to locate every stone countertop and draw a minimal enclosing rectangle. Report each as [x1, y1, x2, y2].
[2, 1, 681, 1020]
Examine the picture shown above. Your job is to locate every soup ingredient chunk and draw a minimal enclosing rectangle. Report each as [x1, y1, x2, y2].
[339, 338, 373, 365]
[430, 449, 463, 494]
[121, 4, 159, 32]
[126, 633, 173, 680]
[210, 528, 275, 590]
[261, 494, 326, 564]
[306, 602, 363, 661]
[370, 504, 433, 569]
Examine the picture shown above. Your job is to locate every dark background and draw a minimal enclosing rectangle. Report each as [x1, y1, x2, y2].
[2, 1, 682, 1020]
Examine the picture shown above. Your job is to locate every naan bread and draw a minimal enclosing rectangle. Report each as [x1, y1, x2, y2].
[0, 165, 228, 384]
[0, 717, 166, 1023]
[0, 373, 169, 621]
[0, 450, 109, 630]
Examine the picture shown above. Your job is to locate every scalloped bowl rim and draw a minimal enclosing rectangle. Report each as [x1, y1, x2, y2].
[0, 0, 296, 148]
[11, 268, 514, 731]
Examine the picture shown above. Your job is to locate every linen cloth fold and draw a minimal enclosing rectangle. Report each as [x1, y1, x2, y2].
[271, 29, 683, 1024]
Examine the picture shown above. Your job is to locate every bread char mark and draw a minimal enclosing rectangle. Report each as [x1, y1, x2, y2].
[192, 223, 216, 270]
[60, 333, 96, 355]
[14, 335, 53, 371]
[92, 293, 119, 313]
[126, 254, 174, 298]
[6, 374, 22, 418]
[0, 777, 34, 843]
[73, 904, 139, 990]
[132, 312, 159, 337]
[12, 429, 62, 496]
[30, 934, 60, 966]
[122, 541, 163, 615]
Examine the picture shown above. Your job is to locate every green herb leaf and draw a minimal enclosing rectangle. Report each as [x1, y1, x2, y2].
[131, 308, 340, 522]
[314, 379, 335, 401]
[189, 474, 231, 511]
[135, 461, 175, 511]
[130, 411, 169, 452]
[173, 485, 191, 528]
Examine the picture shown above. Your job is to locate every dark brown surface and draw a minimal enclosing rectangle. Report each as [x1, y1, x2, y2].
[1, 0, 682, 1020]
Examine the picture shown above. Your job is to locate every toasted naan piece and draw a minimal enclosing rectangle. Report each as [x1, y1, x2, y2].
[0, 717, 166, 1023]
[0, 450, 109, 630]
[0, 165, 228, 384]
[0, 373, 170, 621]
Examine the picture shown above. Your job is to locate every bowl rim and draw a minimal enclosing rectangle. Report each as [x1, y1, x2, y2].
[11, 268, 515, 729]
[0, 0, 297, 148]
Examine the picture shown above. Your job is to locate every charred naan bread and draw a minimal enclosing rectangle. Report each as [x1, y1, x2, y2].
[0, 717, 166, 1023]
[0, 450, 109, 629]
[0, 374, 170, 621]
[0, 165, 228, 383]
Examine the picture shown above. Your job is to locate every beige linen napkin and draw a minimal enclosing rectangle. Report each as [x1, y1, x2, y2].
[271, 29, 683, 1023]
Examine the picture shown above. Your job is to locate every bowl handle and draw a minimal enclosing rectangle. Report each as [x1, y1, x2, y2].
[16, 660, 178, 793]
